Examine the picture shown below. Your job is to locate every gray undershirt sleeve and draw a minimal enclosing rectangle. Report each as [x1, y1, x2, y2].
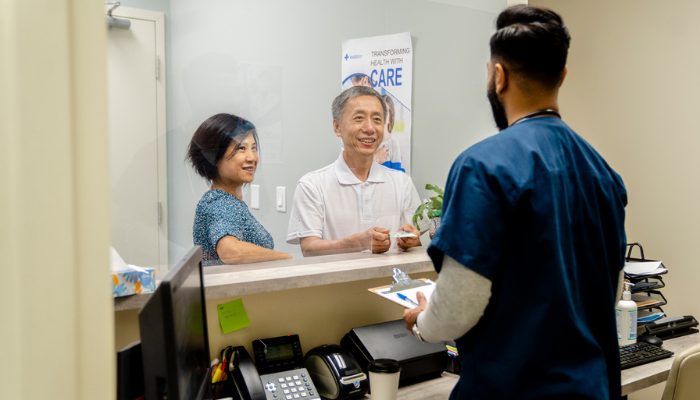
[416, 254, 492, 342]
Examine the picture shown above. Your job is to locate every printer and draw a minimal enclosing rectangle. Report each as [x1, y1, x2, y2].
[340, 319, 450, 384]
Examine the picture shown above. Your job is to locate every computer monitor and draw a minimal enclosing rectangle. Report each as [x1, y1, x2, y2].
[139, 246, 211, 400]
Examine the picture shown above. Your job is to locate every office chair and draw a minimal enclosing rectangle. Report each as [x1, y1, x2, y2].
[661, 342, 700, 400]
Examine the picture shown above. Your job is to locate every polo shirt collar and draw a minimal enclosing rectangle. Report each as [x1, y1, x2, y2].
[334, 151, 386, 185]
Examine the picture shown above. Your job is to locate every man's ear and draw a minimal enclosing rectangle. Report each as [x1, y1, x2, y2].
[559, 66, 568, 88]
[494, 63, 507, 94]
[333, 119, 341, 137]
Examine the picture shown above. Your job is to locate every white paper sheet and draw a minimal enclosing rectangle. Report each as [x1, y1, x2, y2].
[376, 280, 437, 309]
[624, 261, 666, 276]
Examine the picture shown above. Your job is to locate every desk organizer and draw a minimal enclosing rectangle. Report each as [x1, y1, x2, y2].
[625, 243, 669, 333]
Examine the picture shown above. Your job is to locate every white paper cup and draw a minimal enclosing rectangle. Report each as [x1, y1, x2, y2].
[368, 359, 401, 400]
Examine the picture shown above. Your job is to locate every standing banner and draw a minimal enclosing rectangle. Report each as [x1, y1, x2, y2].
[341, 32, 413, 175]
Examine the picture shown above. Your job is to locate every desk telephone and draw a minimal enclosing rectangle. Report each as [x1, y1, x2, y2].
[227, 335, 321, 400]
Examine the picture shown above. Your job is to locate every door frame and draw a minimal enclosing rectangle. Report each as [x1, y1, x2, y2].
[106, 6, 169, 272]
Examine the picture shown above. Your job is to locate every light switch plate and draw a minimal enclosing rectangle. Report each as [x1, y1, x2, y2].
[250, 185, 260, 209]
[276, 186, 286, 212]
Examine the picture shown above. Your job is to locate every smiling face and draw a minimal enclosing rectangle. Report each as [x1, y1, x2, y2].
[215, 133, 258, 188]
[334, 95, 385, 161]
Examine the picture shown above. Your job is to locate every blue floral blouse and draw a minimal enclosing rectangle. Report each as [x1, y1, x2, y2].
[193, 189, 274, 266]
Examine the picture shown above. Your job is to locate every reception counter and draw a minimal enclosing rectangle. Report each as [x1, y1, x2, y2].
[114, 247, 438, 359]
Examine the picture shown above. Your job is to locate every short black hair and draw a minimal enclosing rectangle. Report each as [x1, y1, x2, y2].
[490, 5, 570, 90]
[186, 113, 259, 182]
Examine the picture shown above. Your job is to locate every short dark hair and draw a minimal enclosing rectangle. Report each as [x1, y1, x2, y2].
[490, 5, 570, 90]
[186, 113, 259, 182]
[332, 86, 387, 122]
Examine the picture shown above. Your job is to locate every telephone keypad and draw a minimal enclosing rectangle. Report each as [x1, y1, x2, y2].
[260, 368, 320, 400]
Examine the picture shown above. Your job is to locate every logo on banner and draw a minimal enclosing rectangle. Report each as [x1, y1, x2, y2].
[344, 54, 362, 61]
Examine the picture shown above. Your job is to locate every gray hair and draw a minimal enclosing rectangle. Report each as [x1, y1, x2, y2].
[332, 86, 387, 122]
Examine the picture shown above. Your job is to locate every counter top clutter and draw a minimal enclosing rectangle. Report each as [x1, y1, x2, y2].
[114, 247, 434, 311]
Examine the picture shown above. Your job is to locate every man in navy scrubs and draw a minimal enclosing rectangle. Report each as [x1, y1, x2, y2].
[403, 5, 627, 399]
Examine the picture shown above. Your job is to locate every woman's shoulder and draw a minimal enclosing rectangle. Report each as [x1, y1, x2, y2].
[197, 189, 246, 213]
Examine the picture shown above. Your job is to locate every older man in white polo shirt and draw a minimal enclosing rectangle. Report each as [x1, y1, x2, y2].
[287, 86, 425, 257]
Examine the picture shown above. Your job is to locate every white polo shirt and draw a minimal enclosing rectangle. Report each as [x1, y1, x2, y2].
[286, 153, 426, 249]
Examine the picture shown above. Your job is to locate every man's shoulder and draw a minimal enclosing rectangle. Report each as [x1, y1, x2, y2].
[298, 162, 335, 183]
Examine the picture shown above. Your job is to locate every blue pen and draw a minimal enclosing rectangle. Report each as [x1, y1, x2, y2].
[397, 293, 419, 307]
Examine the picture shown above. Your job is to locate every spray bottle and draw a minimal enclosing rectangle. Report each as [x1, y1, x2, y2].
[616, 281, 637, 346]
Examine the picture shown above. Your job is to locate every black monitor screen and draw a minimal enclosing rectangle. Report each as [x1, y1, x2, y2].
[140, 246, 211, 400]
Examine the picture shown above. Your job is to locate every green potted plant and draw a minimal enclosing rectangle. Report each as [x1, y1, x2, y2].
[413, 184, 444, 239]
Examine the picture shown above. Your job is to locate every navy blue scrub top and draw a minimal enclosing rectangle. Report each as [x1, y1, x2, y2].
[428, 117, 627, 400]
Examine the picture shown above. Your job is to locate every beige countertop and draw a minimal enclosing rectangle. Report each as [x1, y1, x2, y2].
[621, 333, 700, 395]
[114, 247, 434, 312]
[368, 333, 700, 398]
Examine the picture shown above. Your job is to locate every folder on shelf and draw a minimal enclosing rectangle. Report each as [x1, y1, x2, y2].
[638, 310, 666, 324]
[631, 292, 666, 308]
[368, 279, 436, 309]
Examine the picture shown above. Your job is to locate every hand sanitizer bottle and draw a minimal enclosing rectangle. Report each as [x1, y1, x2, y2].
[616, 282, 637, 346]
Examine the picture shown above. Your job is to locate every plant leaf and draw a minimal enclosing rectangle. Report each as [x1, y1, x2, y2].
[425, 184, 444, 195]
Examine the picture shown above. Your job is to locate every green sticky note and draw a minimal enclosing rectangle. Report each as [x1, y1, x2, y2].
[217, 298, 251, 333]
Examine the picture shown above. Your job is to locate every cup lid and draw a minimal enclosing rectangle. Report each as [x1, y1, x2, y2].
[368, 359, 400, 373]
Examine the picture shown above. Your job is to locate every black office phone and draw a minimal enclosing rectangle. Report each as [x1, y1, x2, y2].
[231, 346, 267, 400]
[229, 346, 321, 400]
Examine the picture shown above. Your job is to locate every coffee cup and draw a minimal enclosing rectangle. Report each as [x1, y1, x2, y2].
[368, 359, 401, 400]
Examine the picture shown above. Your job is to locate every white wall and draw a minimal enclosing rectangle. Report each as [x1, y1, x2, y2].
[162, 0, 506, 263]
[532, 1, 700, 398]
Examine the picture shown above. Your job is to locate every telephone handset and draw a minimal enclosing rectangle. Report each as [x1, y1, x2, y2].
[230, 346, 266, 400]
[230, 346, 321, 400]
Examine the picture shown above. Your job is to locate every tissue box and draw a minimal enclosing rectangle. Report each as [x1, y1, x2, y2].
[111, 268, 156, 297]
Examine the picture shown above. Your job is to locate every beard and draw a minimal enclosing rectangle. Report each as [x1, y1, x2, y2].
[487, 77, 509, 131]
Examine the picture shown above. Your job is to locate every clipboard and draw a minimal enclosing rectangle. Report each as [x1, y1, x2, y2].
[368, 279, 436, 309]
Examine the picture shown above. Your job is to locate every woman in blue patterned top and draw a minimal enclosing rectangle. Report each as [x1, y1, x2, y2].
[187, 113, 292, 266]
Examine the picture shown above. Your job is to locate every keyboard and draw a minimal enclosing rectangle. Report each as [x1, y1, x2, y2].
[620, 342, 674, 369]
